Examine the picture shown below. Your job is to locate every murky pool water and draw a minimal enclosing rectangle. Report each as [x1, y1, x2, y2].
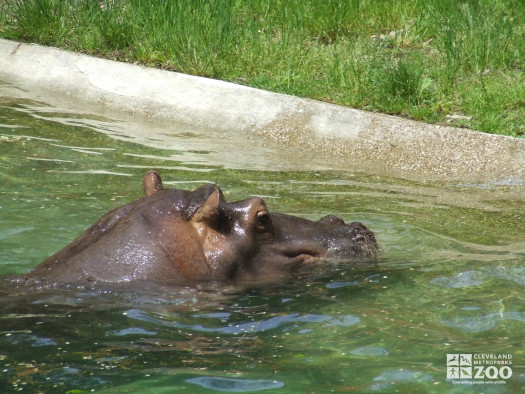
[1, 76, 524, 393]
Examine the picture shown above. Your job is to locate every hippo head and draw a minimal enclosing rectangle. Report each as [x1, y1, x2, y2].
[27, 172, 379, 284]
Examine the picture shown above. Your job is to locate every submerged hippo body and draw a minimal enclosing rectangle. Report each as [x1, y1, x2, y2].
[27, 172, 379, 284]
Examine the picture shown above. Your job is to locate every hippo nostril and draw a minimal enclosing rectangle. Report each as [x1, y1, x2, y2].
[347, 226, 380, 258]
[352, 233, 366, 242]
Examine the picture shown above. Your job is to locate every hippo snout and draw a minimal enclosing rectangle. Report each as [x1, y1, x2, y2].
[323, 221, 380, 260]
[269, 213, 379, 265]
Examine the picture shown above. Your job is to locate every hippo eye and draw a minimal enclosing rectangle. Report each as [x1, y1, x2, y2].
[256, 209, 271, 230]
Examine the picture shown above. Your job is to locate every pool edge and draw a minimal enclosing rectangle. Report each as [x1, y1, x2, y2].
[1, 38, 524, 185]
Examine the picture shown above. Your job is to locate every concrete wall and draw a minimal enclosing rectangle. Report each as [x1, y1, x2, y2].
[1, 38, 524, 183]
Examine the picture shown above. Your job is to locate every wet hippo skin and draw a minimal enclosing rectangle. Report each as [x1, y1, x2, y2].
[26, 172, 379, 284]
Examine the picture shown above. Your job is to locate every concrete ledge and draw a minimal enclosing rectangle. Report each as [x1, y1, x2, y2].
[1, 38, 524, 183]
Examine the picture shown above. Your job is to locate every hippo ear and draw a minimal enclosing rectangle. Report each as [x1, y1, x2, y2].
[143, 171, 164, 196]
[191, 187, 220, 223]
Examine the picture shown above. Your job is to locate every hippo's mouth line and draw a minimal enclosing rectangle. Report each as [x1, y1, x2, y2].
[282, 248, 325, 267]
[283, 248, 322, 258]
[281, 254, 322, 272]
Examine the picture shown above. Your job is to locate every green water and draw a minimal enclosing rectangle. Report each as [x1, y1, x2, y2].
[1, 78, 524, 393]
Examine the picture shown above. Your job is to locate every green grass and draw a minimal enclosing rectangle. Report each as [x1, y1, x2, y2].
[0, 0, 523, 136]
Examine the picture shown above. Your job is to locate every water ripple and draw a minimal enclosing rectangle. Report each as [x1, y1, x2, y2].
[369, 369, 433, 391]
[125, 309, 360, 334]
[106, 327, 157, 337]
[440, 312, 525, 333]
[326, 280, 359, 289]
[0, 227, 34, 241]
[46, 170, 132, 176]
[482, 266, 525, 286]
[5, 333, 57, 347]
[186, 376, 284, 392]
[431, 270, 486, 288]
[351, 346, 389, 356]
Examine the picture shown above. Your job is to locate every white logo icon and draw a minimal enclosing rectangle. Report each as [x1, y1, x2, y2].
[460, 354, 472, 366]
[447, 366, 459, 379]
[460, 367, 472, 378]
[447, 354, 459, 366]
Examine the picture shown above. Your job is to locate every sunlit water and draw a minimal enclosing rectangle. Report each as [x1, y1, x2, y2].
[1, 76, 524, 393]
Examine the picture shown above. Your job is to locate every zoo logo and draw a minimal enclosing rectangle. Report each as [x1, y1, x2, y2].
[446, 354, 513, 383]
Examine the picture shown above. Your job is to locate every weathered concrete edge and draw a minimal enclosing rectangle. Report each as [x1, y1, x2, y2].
[1, 38, 524, 183]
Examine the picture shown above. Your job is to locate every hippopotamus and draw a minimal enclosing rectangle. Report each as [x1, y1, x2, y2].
[26, 172, 379, 285]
